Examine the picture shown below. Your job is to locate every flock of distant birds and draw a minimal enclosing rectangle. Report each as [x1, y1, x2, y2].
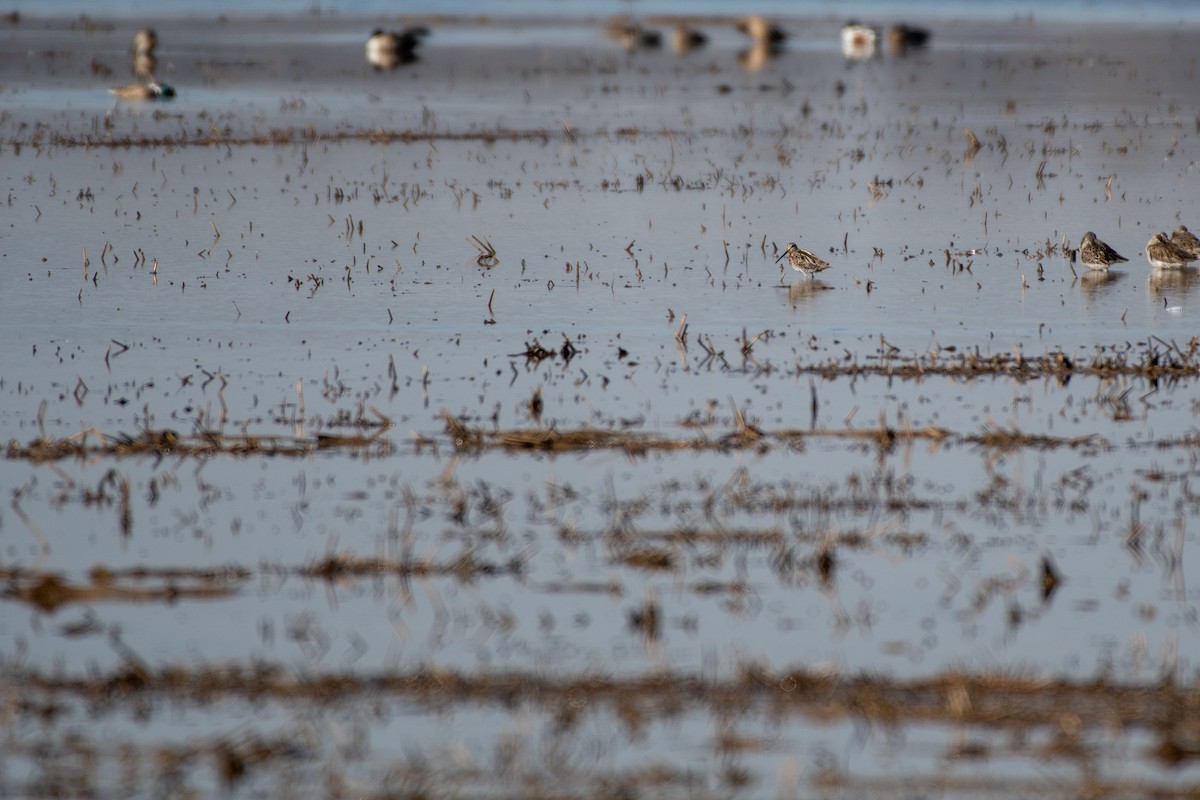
[108, 15, 929, 100]
[1080, 228, 1200, 272]
[104, 23, 1198, 287]
[774, 228, 1200, 286]
[603, 15, 929, 66]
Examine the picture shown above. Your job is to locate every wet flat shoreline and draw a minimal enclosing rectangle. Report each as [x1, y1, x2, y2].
[3, 9, 1200, 799]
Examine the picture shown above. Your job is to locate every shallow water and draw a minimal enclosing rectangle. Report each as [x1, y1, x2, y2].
[3, 11, 1200, 798]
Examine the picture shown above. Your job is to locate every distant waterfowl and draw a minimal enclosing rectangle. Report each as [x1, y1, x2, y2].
[1145, 231, 1189, 269]
[841, 22, 879, 60]
[886, 23, 930, 55]
[603, 19, 662, 51]
[737, 15, 787, 45]
[1170, 225, 1200, 262]
[671, 25, 707, 55]
[1077, 231, 1127, 271]
[366, 27, 427, 69]
[109, 80, 175, 101]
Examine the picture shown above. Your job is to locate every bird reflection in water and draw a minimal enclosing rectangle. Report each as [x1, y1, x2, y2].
[738, 41, 784, 72]
[1147, 266, 1200, 300]
[1078, 268, 1125, 300]
[737, 15, 786, 72]
[785, 280, 832, 307]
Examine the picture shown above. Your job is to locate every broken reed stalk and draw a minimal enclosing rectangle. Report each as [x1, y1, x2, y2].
[0, 413, 1130, 464]
[5, 425, 393, 463]
[436, 411, 1106, 457]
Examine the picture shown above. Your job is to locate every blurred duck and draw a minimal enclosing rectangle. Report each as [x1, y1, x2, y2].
[366, 26, 428, 69]
[603, 18, 662, 51]
[671, 24, 707, 55]
[841, 21, 878, 60]
[738, 14, 787, 45]
[886, 23, 930, 55]
[109, 80, 175, 100]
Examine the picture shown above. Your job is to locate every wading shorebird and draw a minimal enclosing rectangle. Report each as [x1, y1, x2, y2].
[1145, 231, 1190, 269]
[603, 19, 661, 51]
[776, 242, 832, 280]
[1077, 231, 1127, 271]
[1170, 225, 1200, 262]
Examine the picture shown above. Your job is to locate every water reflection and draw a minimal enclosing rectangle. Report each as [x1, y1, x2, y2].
[133, 52, 157, 80]
[1146, 266, 1200, 300]
[131, 28, 158, 81]
[1078, 268, 1124, 300]
[737, 42, 783, 73]
[785, 280, 833, 306]
[367, 49, 419, 70]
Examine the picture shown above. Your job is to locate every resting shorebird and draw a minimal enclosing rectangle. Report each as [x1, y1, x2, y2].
[1145, 231, 1189, 269]
[1077, 231, 1127, 271]
[1170, 225, 1200, 262]
[776, 242, 832, 280]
